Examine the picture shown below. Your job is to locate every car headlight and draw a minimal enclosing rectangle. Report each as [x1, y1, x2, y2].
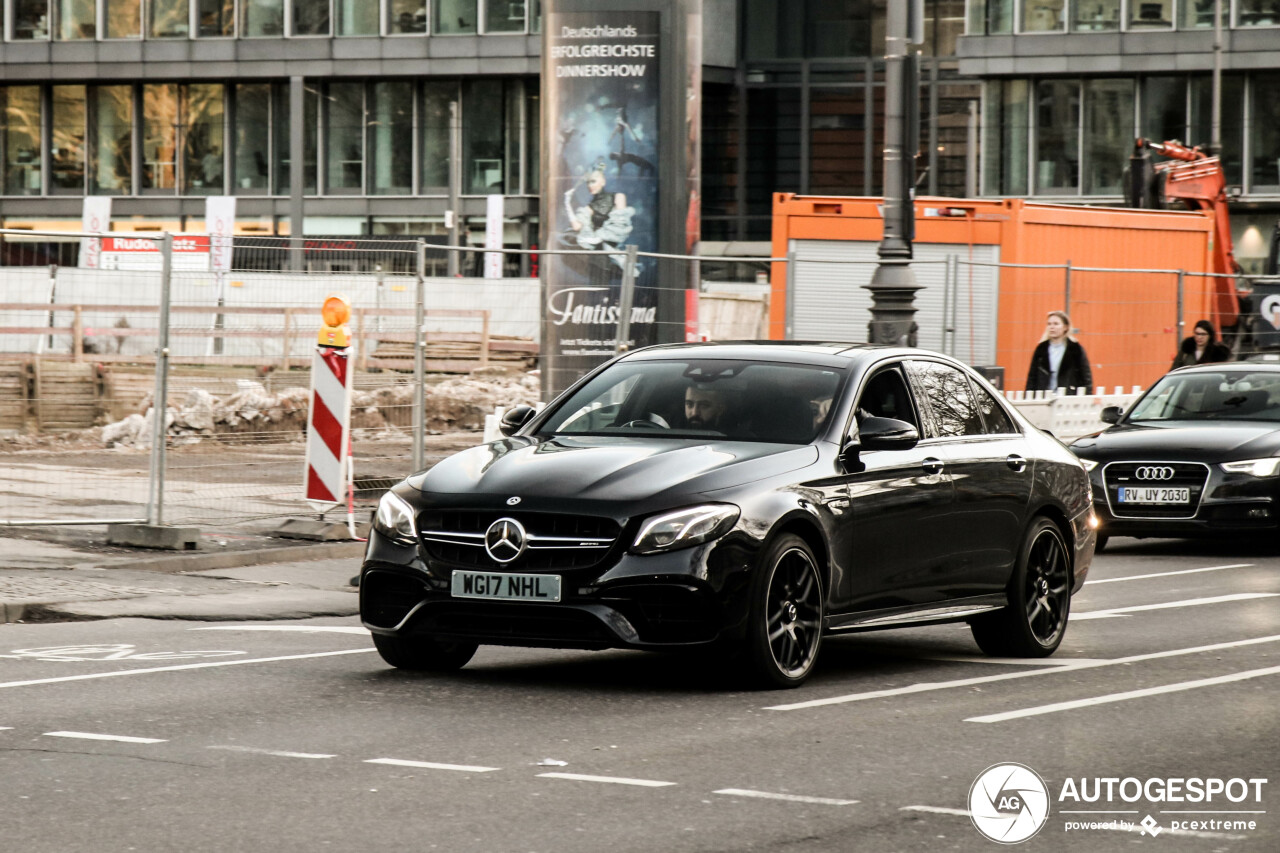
[1077, 457, 1099, 472]
[1220, 458, 1280, 477]
[631, 504, 740, 555]
[374, 491, 418, 544]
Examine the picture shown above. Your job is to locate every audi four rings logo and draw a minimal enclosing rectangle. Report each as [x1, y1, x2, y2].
[1135, 466, 1176, 481]
[484, 517, 527, 563]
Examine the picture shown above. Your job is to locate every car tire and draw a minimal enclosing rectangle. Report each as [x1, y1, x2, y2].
[743, 533, 825, 689]
[970, 517, 1071, 658]
[1094, 534, 1109, 554]
[372, 633, 478, 671]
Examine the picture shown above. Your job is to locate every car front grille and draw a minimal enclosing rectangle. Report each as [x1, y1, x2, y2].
[1102, 461, 1210, 519]
[418, 510, 621, 571]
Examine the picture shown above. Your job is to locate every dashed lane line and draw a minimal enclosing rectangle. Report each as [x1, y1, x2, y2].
[0, 648, 377, 690]
[365, 758, 500, 773]
[193, 626, 369, 634]
[901, 806, 1248, 841]
[1084, 564, 1253, 585]
[44, 731, 166, 744]
[965, 664, 1280, 723]
[765, 634, 1280, 711]
[537, 772, 676, 787]
[208, 745, 336, 759]
[714, 789, 857, 805]
[1072, 593, 1279, 620]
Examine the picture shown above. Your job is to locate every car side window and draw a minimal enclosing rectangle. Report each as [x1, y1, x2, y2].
[853, 365, 919, 434]
[907, 360, 984, 438]
[972, 382, 1018, 434]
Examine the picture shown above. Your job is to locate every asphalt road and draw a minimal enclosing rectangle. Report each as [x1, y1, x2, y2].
[0, 538, 1276, 852]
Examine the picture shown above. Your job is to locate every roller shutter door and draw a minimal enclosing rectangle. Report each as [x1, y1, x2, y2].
[791, 239, 1001, 365]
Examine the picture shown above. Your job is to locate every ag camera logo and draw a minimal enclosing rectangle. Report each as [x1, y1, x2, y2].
[970, 763, 1051, 843]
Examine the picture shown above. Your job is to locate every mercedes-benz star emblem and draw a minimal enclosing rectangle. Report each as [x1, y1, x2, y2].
[506, 496, 522, 506]
[1135, 466, 1175, 481]
[484, 517, 527, 564]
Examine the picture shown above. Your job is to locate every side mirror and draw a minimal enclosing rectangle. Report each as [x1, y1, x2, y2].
[1100, 406, 1123, 425]
[856, 416, 920, 451]
[499, 404, 537, 436]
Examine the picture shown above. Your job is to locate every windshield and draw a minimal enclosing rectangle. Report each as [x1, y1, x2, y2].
[1127, 370, 1280, 422]
[541, 359, 846, 443]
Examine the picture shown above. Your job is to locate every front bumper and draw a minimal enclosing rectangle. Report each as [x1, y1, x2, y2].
[1088, 464, 1280, 538]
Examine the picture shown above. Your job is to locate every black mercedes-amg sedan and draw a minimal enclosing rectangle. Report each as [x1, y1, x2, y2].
[1071, 362, 1280, 550]
[360, 342, 1095, 688]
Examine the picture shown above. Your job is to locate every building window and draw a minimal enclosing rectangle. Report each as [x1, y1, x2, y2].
[1083, 79, 1133, 195]
[421, 80, 456, 193]
[57, 0, 95, 39]
[1140, 76, 1186, 142]
[463, 79, 506, 193]
[337, 0, 378, 34]
[435, 0, 477, 34]
[1250, 72, 1280, 190]
[982, 79, 1029, 195]
[91, 85, 133, 195]
[1021, 0, 1064, 31]
[1190, 74, 1243, 184]
[326, 82, 364, 194]
[485, 0, 525, 33]
[198, 0, 234, 36]
[387, 0, 427, 33]
[292, 0, 330, 35]
[1180, 0, 1216, 27]
[234, 84, 271, 193]
[370, 82, 414, 195]
[272, 83, 316, 195]
[3, 86, 43, 196]
[1034, 79, 1079, 194]
[150, 0, 190, 37]
[51, 85, 86, 195]
[1071, 0, 1119, 31]
[243, 0, 283, 36]
[525, 87, 539, 194]
[1237, 1, 1280, 26]
[1129, 0, 1172, 28]
[968, 0, 1013, 33]
[14, 0, 51, 38]
[184, 84, 225, 195]
[105, 0, 142, 37]
[143, 84, 179, 191]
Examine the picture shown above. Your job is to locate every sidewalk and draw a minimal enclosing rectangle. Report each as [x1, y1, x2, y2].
[0, 532, 366, 624]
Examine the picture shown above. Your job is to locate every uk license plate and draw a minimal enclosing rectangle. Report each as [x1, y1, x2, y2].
[451, 570, 561, 602]
[1118, 487, 1190, 504]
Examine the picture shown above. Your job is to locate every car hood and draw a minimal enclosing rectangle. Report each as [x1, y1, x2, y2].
[1072, 421, 1280, 461]
[409, 436, 820, 502]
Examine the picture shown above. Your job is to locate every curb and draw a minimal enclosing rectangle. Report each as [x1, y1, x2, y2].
[72, 541, 368, 575]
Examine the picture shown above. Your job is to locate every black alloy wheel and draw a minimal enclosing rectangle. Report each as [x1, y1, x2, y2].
[970, 517, 1072, 657]
[745, 533, 825, 688]
[372, 632, 479, 671]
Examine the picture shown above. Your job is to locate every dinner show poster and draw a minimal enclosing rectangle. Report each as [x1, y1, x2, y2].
[543, 9, 661, 396]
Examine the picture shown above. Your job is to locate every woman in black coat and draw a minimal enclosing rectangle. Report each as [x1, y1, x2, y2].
[1025, 310, 1093, 393]
[1170, 319, 1231, 370]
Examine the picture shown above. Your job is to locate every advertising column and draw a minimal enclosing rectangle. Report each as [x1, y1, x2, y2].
[541, 0, 700, 399]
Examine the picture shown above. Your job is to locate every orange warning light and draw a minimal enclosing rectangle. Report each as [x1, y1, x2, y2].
[318, 293, 351, 348]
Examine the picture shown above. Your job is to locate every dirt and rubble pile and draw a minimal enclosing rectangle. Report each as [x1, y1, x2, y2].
[99, 368, 541, 448]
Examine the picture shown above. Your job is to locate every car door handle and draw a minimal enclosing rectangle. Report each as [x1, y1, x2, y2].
[922, 457, 945, 476]
[1006, 454, 1028, 473]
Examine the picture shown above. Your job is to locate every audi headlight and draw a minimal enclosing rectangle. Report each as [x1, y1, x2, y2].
[631, 504, 740, 555]
[374, 491, 418, 544]
[1220, 458, 1280, 477]
[1077, 457, 1099, 472]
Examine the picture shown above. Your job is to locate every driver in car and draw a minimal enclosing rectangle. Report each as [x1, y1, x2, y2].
[685, 384, 730, 430]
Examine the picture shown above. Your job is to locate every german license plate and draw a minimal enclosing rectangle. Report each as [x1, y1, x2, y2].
[451, 570, 561, 602]
[1118, 487, 1190, 504]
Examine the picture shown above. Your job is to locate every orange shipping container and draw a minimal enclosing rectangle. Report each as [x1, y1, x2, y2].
[770, 194, 1218, 392]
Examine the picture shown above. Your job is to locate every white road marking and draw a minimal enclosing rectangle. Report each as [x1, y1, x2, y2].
[1072, 593, 1279, 620]
[766, 634, 1280, 711]
[537, 772, 676, 787]
[714, 788, 857, 805]
[0, 648, 376, 691]
[965, 664, 1280, 723]
[903, 806, 1246, 840]
[365, 758, 500, 773]
[1085, 564, 1253, 584]
[910, 654, 1105, 666]
[0, 726, 12, 730]
[193, 626, 369, 635]
[44, 731, 166, 744]
[208, 745, 336, 759]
